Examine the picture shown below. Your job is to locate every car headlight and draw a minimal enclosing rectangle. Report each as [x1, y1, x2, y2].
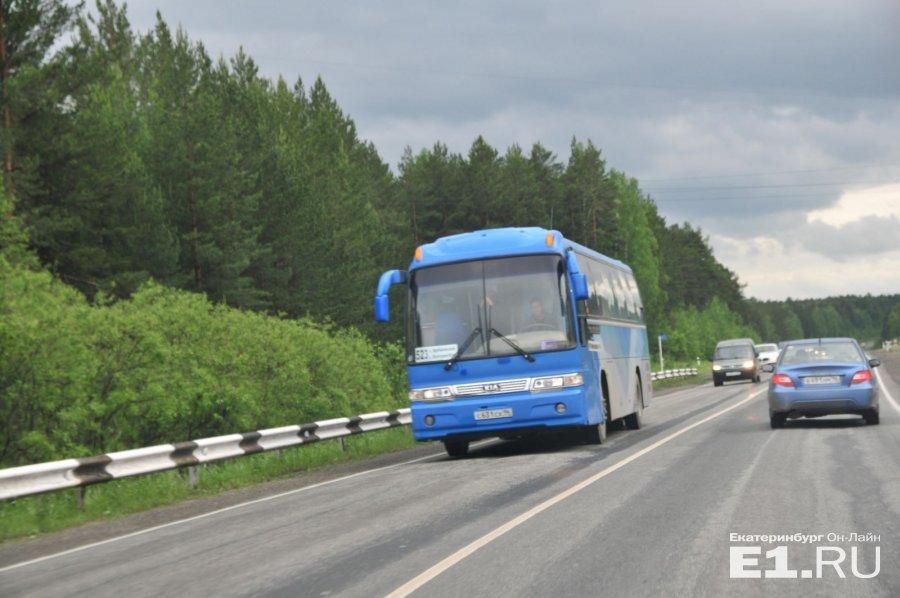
[409, 386, 454, 402]
[742, 360, 754, 369]
[532, 373, 583, 392]
[712, 365, 722, 371]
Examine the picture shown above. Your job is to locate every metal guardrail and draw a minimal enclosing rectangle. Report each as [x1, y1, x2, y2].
[0, 408, 411, 502]
[650, 368, 699, 382]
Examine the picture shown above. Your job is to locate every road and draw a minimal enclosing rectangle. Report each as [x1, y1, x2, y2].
[2, 368, 899, 596]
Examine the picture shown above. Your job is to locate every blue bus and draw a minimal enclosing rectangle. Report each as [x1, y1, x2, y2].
[374, 227, 651, 456]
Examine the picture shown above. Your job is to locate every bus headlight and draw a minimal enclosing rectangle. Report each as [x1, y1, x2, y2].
[742, 361, 754, 369]
[409, 386, 454, 402]
[532, 373, 583, 392]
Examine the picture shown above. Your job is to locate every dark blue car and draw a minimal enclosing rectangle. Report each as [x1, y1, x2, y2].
[764, 338, 881, 428]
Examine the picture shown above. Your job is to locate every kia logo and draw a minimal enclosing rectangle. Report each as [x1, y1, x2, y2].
[482, 383, 501, 392]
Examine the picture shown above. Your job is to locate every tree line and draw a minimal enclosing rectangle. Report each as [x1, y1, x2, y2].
[747, 295, 900, 347]
[2, 0, 897, 363]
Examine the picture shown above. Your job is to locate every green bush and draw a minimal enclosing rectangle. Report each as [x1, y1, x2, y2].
[0, 260, 405, 466]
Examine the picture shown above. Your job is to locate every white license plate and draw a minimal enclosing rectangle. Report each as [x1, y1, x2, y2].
[804, 376, 840, 385]
[474, 408, 513, 421]
[726, 371, 741, 377]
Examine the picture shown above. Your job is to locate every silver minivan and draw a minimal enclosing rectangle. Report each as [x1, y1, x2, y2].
[712, 338, 759, 387]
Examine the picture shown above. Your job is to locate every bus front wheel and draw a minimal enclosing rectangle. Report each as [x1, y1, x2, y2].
[584, 397, 610, 444]
[443, 439, 470, 458]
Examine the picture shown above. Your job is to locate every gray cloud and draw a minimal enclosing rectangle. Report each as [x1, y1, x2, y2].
[797, 215, 900, 260]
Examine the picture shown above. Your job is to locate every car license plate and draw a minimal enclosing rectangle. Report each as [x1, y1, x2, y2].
[726, 371, 741, 377]
[474, 408, 513, 421]
[804, 376, 840, 385]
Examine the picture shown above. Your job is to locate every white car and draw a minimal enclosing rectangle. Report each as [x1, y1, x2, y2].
[755, 343, 780, 366]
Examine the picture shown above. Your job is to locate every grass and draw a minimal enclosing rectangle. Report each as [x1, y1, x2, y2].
[0, 427, 418, 543]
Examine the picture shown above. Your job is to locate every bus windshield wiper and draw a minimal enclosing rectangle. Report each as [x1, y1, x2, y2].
[444, 326, 483, 370]
[489, 328, 535, 362]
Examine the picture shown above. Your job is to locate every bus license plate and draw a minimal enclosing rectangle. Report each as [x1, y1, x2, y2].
[804, 376, 840, 385]
[474, 408, 513, 421]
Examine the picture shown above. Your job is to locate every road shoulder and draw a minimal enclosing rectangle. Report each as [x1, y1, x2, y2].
[0, 440, 443, 569]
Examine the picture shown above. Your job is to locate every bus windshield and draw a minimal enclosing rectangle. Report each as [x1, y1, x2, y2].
[407, 255, 576, 364]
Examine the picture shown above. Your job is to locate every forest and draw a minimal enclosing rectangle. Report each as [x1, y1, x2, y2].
[1, 1, 897, 464]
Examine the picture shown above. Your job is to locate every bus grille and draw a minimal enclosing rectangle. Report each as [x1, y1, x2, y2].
[454, 378, 530, 396]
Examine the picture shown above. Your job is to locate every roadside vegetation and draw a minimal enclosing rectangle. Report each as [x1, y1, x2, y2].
[0, 244, 406, 466]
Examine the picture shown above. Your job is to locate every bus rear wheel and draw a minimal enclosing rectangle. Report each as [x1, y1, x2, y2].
[624, 377, 644, 430]
[443, 439, 469, 457]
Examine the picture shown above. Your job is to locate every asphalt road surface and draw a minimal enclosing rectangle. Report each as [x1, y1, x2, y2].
[2, 368, 899, 597]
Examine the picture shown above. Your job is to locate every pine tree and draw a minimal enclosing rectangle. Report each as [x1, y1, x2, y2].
[527, 143, 562, 229]
[455, 136, 500, 231]
[397, 143, 465, 245]
[137, 19, 268, 308]
[19, 2, 177, 296]
[52, 65, 177, 295]
[0, 0, 78, 192]
[496, 144, 543, 227]
[560, 138, 618, 253]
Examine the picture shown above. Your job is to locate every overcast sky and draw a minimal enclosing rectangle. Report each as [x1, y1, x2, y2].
[123, 1, 900, 300]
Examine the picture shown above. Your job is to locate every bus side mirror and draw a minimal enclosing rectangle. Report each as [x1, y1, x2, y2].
[374, 269, 407, 323]
[565, 252, 589, 301]
[572, 273, 589, 301]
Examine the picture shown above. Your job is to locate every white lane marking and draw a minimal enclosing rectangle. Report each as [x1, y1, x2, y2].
[388, 386, 766, 597]
[0, 440, 494, 574]
[875, 369, 900, 415]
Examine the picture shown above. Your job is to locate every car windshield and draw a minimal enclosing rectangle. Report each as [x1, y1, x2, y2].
[714, 345, 754, 360]
[755, 344, 778, 353]
[780, 342, 863, 365]
[407, 255, 575, 364]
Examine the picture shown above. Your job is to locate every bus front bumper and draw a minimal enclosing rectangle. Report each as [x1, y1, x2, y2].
[410, 387, 588, 441]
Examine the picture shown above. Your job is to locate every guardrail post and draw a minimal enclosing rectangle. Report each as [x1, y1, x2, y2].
[339, 437, 347, 452]
[187, 465, 199, 489]
[76, 486, 86, 509]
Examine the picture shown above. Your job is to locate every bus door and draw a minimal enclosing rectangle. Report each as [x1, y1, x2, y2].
[586, 318, 626, 421]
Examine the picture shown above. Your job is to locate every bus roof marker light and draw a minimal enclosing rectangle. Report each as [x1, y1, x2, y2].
[414, 246, 423, 261]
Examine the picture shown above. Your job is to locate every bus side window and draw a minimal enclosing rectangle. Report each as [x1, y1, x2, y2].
[628, 274, 643, 322]
[575, 253, 594, 316]
[618, 272, 637, 320]
[587, 261, 604, 316]
[591, 260, 613, 317]
[602, 263, 621, 318]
